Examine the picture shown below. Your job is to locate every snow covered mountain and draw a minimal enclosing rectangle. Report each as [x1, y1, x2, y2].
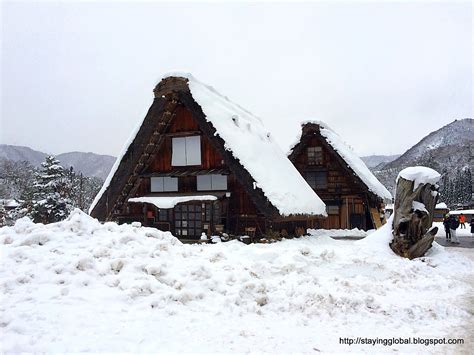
[0, 144, 47, 167]
[372, 118, 474, 194]
[0, 144, 115, 180]
[361, 154, 400, 169]
[56, 152, 115, 180]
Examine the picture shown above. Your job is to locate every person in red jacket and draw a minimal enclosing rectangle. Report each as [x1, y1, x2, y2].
[459, 214, 466, 229]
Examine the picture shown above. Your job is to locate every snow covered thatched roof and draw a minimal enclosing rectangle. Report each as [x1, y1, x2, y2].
[288, 121, 392, 201]
[90, 73, 326, 218]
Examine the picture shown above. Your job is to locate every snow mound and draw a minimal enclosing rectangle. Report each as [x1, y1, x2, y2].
[0, 212, 472, 353]
[397, 166, 441, 190]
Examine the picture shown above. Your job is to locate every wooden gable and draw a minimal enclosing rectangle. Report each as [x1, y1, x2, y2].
[288, 123, 385, 230]
[90, 77, 279, 223]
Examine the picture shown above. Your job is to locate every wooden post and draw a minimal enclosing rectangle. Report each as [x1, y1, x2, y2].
[389, 171, 440, 259]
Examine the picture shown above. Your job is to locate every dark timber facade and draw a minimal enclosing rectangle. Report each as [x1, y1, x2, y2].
[288, 123, 387, 230]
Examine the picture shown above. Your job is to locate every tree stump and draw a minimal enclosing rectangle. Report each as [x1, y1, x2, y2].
[389, 168, 440, 259]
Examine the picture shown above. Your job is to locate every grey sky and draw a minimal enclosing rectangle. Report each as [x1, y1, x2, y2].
[1, 1, 472, 158]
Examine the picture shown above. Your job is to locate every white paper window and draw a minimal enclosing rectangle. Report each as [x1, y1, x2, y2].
[211, 174, 227, 190]
[172, 136, 201, 166]
[185, 136, 201, 165]
[197, 174, 228, 191]
[150, 177, 178, 192]
[197, 175, 212, 191]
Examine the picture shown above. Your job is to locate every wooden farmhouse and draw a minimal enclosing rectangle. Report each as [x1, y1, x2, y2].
[89, 74, 327, 241]
[433, 202, 449, 222]
[288, 122, 392, 230]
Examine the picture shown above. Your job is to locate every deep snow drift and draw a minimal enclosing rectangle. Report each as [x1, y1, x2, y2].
[0, 210, 472, 353]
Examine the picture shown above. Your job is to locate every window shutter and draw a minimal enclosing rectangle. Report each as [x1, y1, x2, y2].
[185, 136, 201, 165]
[172, 137, 186, 166]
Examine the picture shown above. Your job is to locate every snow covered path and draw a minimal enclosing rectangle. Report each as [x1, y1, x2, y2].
[0, 211, 472, 353]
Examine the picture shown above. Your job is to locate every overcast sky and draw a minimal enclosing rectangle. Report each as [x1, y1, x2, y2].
[1, 1, 472, 158]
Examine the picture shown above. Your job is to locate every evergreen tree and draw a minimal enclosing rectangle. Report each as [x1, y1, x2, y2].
[0, 203, 6, 227]
[0, 160, 36, 200]
[29, 156, 73, 223]
[462, 167, 472, 204]
[439, 170, 452, 207]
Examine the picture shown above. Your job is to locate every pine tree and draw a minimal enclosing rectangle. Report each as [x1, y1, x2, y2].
[439, 170, 452, 207]
[29, 156, 72, 223]
[461, 166, 472, 204]
[0, 160, 36, 200]
[0, 203, 6, 227]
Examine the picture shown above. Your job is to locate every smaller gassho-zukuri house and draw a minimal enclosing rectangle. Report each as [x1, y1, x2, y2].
[89, 73, 327, 241]
[288, 121, 392, 230]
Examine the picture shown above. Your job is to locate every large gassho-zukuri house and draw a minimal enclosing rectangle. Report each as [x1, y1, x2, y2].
[288, 121, 392, 230]
[89, 73, 327, 240]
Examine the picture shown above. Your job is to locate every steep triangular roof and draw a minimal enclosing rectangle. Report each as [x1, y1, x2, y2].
[288, 121, 392, 201]
[90, 73, 327, 220]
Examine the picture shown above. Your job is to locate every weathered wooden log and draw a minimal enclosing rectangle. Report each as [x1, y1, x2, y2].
[389, 167, 441, 259]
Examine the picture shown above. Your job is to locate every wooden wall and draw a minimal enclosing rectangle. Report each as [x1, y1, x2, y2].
[120, 104, 303, 238]
[292, 135, 375, 230]
[146, 106, 225, 173]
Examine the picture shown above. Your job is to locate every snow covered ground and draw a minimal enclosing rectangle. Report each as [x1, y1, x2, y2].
[308, 227, 371, 239]
[1, 210, 472, 353]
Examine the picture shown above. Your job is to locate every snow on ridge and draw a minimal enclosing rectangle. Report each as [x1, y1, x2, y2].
[1, 212, 472, 352]
[287, 120, 335, 155]
[160, 72, 263, 123]
[396, 166, 441, 191]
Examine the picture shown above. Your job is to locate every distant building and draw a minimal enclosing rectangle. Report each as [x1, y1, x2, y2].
[288, 122, 392, 230]
[433, 202, 449, 222]
[0, 199, 20, 210]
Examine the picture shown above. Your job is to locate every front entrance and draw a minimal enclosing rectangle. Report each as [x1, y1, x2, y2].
[172, 201, 223, 239]
[174, 203, 203, 239]
[350, 213, 364, 229]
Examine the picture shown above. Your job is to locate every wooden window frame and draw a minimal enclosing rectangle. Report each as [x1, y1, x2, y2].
[197, 174, 228, 191]
[307, 146, 323, 165]
[150, 176, 178, 192]
[305, 171, 328, 190]
[171, 136, 202, 166]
